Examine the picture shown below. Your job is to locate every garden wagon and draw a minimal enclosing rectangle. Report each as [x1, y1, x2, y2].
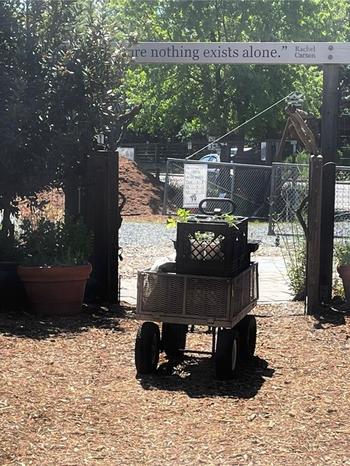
[134, 198, 259, 379]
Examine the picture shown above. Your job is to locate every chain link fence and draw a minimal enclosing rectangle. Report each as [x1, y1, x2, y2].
[163, 158, 272, 218]
[268, 162, 350, 238]
[163, 158, 350, 238]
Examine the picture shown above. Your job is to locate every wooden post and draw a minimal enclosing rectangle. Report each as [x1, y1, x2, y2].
[107, 150, 119, 303]
[319, 64, 340, 302]
[306, 155, 323, 315]
[83, 150, 119, 304]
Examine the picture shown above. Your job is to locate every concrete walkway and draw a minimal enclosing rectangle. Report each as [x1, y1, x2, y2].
[257, 256, 292, 303]
[120, 256, 292, 306]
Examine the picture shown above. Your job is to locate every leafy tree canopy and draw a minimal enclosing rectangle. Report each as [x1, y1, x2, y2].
[0, 0, 128, 242]
[108, 0, 349, 140]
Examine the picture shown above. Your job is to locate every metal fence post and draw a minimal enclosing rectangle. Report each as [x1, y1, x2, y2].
[162, 158, 170, 215]
[268, 163, 277, 235]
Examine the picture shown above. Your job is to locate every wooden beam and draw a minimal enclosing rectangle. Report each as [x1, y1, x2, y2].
[306, 155, 323, 315]
[319, 64, 340, 303]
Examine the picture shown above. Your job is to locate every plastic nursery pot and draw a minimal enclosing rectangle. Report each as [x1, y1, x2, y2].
[17, 263, 92, 317]
[337, 264, 350, 303]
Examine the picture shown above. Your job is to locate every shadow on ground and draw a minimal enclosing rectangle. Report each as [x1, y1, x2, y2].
[139, 355, 274, 399]
[312, 303, 350, 329]
[0, 305, 124, 340]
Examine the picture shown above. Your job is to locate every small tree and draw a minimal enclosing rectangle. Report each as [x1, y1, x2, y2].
[0, 0, 130, 253]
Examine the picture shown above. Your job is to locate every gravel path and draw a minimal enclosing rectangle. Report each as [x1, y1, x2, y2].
[120, 221, 276, 248]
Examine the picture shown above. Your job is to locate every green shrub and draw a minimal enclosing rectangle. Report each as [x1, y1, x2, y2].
[285, 238, 306, 299]
[20, 217, 92, 267]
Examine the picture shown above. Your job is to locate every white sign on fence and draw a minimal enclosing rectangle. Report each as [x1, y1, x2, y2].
[183, 163, 207, 208]
[118, 147, 135, 161]
[130, 42, 350, 65]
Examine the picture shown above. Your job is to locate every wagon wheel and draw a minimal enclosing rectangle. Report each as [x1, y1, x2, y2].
[162, 323, 187, 360]
[135, 322, 160, 375]
[237, 315, 257, 361]
[215, 328, 239, 380]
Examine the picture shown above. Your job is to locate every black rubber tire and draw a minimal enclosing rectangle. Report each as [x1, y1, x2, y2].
[237, 315, 257, 361]
[135, 322, 160, 375]
[162, 323, 187, 359]
[215, 328, 239, 380]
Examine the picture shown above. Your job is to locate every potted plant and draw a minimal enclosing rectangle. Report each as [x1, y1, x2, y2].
[335, 241, 350, 303]
[17, 217, 92, 316]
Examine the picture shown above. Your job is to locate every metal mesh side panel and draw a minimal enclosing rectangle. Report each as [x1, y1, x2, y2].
[231, 264, 258, 315]
[141, 273, 184, 315]
[184, 277, 229, 318]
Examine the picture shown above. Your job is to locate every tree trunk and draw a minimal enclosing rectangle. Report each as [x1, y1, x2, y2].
[0, 202, 15, 243]
[236, 127, 245, 157]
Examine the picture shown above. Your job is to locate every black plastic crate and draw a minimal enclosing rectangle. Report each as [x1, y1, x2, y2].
[175, 217, 249, 277]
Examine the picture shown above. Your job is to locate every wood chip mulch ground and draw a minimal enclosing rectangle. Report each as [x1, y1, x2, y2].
[0, 304, 349, 465]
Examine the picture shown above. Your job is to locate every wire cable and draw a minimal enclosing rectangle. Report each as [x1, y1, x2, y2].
[186, 91, 294, 160]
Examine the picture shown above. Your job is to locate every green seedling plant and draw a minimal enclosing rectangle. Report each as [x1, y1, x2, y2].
[221, 213, 239, 229]
[166, 208, 191, 228]
[166, 209, 238, 228]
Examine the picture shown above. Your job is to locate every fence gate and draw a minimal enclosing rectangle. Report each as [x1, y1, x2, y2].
[268, 162, 350, 238]
[268, 163, 309, 236]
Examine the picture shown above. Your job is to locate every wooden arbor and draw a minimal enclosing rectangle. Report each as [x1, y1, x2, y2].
[131, 41, 348, 312]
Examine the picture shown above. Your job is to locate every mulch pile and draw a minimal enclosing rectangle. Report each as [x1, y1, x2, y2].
[119, 157, 164, 216]
[16, 157, 164, 220]
[0, 304, 349, 465]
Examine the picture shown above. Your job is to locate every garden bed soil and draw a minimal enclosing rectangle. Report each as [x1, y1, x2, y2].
[0, 303, 349, 465]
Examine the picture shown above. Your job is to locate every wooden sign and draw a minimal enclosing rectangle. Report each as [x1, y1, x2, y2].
[130, 42, 350, 65]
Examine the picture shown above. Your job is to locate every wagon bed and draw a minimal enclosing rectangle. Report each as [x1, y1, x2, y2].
[136, 262, 258, 328]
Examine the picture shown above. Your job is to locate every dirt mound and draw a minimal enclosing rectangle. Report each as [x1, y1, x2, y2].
[119, 157, 163, 216]
[16, 158, 164, 220]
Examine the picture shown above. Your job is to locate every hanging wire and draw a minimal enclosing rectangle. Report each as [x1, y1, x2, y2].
[186, 91, 294, 160]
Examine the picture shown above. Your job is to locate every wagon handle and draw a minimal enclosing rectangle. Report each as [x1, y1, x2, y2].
[198, 198, 236, 215]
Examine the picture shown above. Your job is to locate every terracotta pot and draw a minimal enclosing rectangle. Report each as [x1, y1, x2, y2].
[17, 263, 92, 316]
[337, 264, 350, 303]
